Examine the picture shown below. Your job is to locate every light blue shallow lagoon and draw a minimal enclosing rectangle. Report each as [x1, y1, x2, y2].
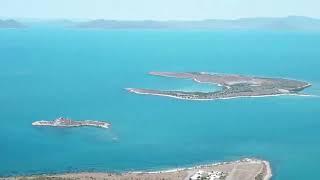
[0, 26, 320, 180]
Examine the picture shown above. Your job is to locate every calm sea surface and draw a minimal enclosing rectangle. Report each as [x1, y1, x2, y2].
[0, 26, 320, 180]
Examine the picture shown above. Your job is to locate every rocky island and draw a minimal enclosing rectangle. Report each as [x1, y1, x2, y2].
[32, 117, 110, 129]
[127, 72, 311, 100]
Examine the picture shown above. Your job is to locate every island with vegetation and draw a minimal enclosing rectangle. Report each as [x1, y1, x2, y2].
[32, 117, 110, 129]
[2, 158, 272, 180]
[0, 19, 25, 28]
[127, 72, 311, 100]
[76, 16, 320, 30]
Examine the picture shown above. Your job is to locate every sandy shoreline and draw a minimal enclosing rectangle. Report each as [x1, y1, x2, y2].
[2, 158, 272, 180]
[263, 160, 272, 180]
[128, 71, 313, 101]
[126, 87, 313, 101]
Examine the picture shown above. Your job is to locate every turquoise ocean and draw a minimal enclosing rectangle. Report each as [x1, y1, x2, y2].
[0, 25, 320, 180]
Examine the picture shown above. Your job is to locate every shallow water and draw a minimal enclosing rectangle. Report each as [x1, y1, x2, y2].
[143, 77, 221, 93]
[0, 27, 320, 180]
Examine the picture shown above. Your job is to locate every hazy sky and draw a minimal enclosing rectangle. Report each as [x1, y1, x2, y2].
[1, 0, 319, 20]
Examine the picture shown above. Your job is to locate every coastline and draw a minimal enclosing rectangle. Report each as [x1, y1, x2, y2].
[32, 122, 110, 129]
[128, 72, 313, 101]
[149, 71, 312, 88]
[2, 158, 272, 180]
[126, 87, 313, 101]
[32, 118, 111, 129]
[263, 160, 273, 180]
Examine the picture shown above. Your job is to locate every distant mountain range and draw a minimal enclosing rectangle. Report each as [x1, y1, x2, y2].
[0, 19, 25, 28]
[76, 16, 320, 30]
[2, 16, 320, 30]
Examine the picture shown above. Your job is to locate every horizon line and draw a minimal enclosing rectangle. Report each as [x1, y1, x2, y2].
[1, 15, 319, 22]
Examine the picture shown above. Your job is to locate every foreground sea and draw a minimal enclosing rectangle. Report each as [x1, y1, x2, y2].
[0, 24, 319, 180]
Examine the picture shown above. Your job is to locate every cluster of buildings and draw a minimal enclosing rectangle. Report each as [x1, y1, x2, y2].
[189, 170, 226, 180]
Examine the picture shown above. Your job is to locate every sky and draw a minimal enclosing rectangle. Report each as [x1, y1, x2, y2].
[1, 0, 320, 20]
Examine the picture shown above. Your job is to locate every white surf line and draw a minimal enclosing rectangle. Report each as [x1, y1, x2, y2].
[263, 160, 273, 180]
[127, 73, 314, 100]
[127, 158, 265, 175]
[126, 88, 316, 101]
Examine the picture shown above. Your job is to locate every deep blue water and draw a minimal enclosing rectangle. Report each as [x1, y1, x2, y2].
[0, 26, 320, 180]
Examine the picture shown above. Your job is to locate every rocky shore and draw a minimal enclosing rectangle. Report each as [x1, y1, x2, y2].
[32, 117, 110, 129]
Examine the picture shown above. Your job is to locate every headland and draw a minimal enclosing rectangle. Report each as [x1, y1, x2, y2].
[1, 158, 272, 180]
[127, 72, 312, 100]
[32, 117, 110, 129]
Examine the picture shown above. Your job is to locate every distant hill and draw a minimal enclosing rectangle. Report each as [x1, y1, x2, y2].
[0, 19, 25, 28]
[76, 16, 320, 30]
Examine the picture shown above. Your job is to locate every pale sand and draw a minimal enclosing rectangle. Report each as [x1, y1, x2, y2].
[263, 161, 272, 180]
[126, 87, 314, 101]
[128, 71, 313, 101]
[4, 158, 272, 180]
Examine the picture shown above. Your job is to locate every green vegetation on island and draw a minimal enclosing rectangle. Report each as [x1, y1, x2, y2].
[127, 72, 311, 100]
